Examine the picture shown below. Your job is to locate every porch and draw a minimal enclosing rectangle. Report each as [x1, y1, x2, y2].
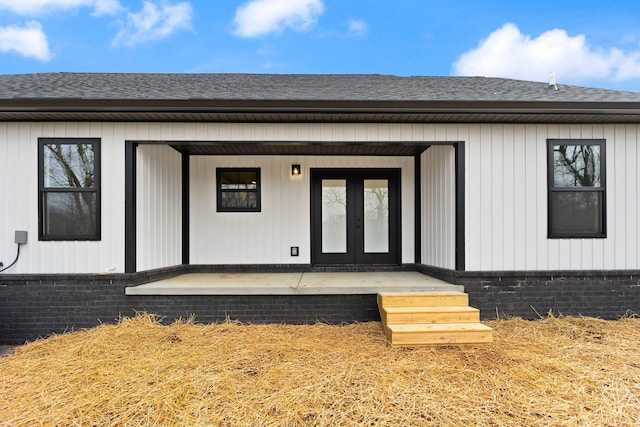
[125, 271, 463, 295]
[124, 271, 492, 346]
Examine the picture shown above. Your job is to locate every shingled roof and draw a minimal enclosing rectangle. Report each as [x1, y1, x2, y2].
[1, 72, 640, 123]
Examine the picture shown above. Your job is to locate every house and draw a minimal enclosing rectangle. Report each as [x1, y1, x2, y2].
[1, 73, 639, 344]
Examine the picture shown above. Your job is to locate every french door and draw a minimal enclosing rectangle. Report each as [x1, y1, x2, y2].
[311, 169, 399, 265]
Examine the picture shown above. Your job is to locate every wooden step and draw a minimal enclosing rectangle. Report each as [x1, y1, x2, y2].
[377, 291, 468, 308]
[381, 306, 480, 324]
[385, 323, 493, 347]
[377, 291, 493, 347]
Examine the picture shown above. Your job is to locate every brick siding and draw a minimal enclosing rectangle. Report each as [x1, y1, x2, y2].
[1, 265, 639, 345]
[416, 265, 640, 320]
[0, 274, 379, 345]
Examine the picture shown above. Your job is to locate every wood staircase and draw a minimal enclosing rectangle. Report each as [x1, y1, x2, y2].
[378, 291, 493, 347]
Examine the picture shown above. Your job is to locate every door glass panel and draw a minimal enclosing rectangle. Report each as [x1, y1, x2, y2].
[322, 179, 347, 253]
[364, 179, 389, 253]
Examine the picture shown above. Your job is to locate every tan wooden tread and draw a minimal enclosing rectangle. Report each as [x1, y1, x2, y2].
[387, 323, 493, 333]
[383, 306, 479, 314]
[378, 292, 468, 307]
[381, 305, 480, 324]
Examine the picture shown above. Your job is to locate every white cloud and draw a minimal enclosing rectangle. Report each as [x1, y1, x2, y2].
[0, 21, 53, 60]
[453, 23, 640, 84]
[233, 0, 324, 38]
[612, 51, 640, 81]
[112, 1, 192, 47]
[91, 0, 123, 16]
[347, 19, 367, 38]
[0, 0, 122, 16]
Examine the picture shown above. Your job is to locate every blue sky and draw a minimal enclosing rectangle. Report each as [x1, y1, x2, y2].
[2, 0, 640, 91]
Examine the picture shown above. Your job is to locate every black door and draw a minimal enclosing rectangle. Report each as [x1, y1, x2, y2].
[311, 169, 400, 265]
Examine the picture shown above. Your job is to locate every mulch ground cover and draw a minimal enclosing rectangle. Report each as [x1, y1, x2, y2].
[1, 314, 638, 426]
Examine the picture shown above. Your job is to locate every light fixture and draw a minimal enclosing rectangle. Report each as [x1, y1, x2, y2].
[291, 164, 301, 176]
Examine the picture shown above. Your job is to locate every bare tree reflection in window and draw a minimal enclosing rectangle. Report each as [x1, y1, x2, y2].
[44, 144, 96, 235]
[364, 180, 389, 252]
[549, 141, 604, 236]
[365, 185, 388, 225]
[322, 180, 347, 253]
[554, 145, 600, 188]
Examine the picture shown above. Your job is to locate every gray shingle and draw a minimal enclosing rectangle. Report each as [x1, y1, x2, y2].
[1, 72, 639, 103]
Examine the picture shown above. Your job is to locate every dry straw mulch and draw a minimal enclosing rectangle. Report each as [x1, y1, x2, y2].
[1, 314, 638, 426]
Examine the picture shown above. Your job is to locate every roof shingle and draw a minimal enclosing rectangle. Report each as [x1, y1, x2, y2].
[1, 72, 639, 103]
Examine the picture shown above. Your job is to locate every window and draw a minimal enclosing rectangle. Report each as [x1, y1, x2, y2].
[547, 139, 606, 238]
[216, 168, 261, 212]
[39, 138, 100, 240]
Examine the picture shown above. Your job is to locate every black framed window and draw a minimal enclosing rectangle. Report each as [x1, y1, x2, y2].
[216, 168, 261, 212]
[547, 139, 606, 238]
[38, 138, 101, 240]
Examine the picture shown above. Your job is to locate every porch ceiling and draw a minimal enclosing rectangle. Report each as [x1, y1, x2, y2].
[169, 141, 430, 156]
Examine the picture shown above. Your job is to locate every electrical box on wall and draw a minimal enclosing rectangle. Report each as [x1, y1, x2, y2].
[15, 230, 28, 244]
[290, 246, 299, 257]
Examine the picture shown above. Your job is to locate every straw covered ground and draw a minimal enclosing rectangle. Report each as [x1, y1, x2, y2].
[1, 314, 638, 426]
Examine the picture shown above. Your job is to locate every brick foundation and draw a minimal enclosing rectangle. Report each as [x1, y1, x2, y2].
[1, 265, 639, 345]
[0, 275, 379, 345]
[416, 265, 640, 320]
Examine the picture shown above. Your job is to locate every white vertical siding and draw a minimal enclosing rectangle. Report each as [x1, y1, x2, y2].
[0, 122, 125, 273]
[2, 121, 640, 273]
[464, 123, 640, 271]
[501, 125, 516, 270]
[0, 124, 27, 273]
[624, 125, 638, 268]
[190, 155, 414, 265]
[421, 145, 455, 269]
[136, 145, 182, 271]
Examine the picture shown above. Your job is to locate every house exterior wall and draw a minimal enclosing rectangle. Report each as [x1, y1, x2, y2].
[189, 155, 415, 265]
[0, 122, 125, 274]
[2, 122, 640, 274]
[465, 124, 640, 271]
[421, 145, 456, 269]
[136, 144, 182, 271]
[0, 122, 420, 273]
[2, 121, 640, 344]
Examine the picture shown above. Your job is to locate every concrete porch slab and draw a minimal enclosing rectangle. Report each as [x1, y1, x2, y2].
[125, 271, 463, 296]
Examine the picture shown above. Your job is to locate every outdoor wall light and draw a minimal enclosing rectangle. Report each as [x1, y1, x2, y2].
[291, 164, 301, 176]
